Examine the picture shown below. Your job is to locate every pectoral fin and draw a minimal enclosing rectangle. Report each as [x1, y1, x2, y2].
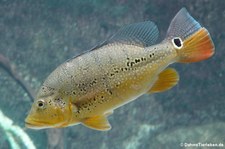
[81, 115, 111, 131]
[148, 68, 179, 93]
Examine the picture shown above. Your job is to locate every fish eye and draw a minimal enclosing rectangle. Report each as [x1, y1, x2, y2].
[37, 100, 45, 109]
[172, 37, 183, 49]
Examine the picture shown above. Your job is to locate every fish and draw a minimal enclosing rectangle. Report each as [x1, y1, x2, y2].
[25, 8, 214, 131]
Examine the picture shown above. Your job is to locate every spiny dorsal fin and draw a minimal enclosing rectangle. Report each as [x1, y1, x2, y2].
[91, 21, 159, 50]
[148, 68, 179, 93]
[81, 115, 111, 131]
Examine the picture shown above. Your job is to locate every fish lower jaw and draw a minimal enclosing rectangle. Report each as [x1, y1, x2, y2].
[25, 119, 69, 129]
[25, 121, 52, 129]
[25, 118, 59, 129]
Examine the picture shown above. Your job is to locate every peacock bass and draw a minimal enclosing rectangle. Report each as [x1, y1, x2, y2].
[25, 8, 214, 131]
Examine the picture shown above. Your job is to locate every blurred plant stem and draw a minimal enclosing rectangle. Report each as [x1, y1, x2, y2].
[0, 53, 65, 149]
[47, 129, 65, 149]
[0, 54, 35, 101]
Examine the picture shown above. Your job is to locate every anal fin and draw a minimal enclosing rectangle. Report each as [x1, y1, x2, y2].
[82, 115, 111, 131]
[148, 68, 179, 93]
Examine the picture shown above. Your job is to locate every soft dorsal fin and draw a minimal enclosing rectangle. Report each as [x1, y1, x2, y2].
[91, 21, 159, 50]
[109, 21, 159, 46]
[148, 68, 179, 93]
[81, 115, 111, 131]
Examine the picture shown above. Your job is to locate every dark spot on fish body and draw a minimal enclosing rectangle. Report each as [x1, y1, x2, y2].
[93, 94, 106, 104]
[48, 100, 52, 106]
[53, 97, 66, 109]
[135, 58, 141, 63]
[98, 100, 104, 104]
[51, 114, 57, 118]
[130, 61, 135, 67]
[38, 102, 44, 107]
[106, 88, 113, 95]
[173, 38, 182, 47]
[126, 57, 147, 68]
[41, 86, 55, 94]
[77, 83, 88, 93]
[127, 62, 130, 67]
[55, 98, 60, 102]
[149, 53, 155, 58]
[88, 79, 98, 87]
[113, 67, 120, 73]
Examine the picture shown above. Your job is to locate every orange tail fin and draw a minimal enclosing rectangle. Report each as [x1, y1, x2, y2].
[166, 8, 215, 63]
[178, 28, 214, 63]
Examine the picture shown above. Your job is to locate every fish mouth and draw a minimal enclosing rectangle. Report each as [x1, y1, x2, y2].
[25, 119, 52, 129]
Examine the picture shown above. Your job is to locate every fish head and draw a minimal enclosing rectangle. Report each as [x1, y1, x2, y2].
[25, 93, 73, 129]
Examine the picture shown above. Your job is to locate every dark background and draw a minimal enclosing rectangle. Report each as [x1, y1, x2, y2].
[0, 0, 224, 148]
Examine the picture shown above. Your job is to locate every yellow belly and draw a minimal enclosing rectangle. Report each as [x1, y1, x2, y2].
[75, 64, 159, 118]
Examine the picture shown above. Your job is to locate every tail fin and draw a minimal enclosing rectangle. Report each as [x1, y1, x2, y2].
[166, 8, 215, 63]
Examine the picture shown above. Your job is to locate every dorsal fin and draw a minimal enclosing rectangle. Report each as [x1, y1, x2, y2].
[91, 21, 159, 50]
